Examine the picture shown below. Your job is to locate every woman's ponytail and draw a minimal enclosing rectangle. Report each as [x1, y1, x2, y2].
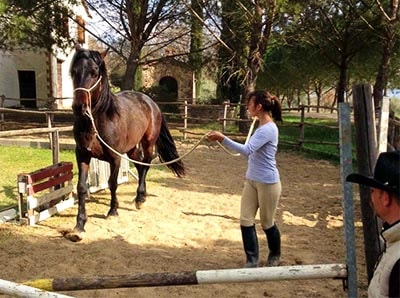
[270, 96, 283, 122]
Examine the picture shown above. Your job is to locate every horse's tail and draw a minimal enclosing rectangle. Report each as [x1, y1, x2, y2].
[156, 116, 185, 177]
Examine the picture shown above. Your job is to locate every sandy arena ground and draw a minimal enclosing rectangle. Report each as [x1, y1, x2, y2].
[0, 142, 368, 297]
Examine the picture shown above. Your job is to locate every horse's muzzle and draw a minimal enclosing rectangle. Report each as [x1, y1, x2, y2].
[72, 91, 90, 115]
[72, 103, 88, 116]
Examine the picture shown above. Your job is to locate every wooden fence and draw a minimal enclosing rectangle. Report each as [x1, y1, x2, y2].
[0, 102, 342, 152]
[4, 99, 397, 153]
[157, 101, 341, 150]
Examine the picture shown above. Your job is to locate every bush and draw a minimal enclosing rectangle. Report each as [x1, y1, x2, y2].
[390, 98, 400, 118]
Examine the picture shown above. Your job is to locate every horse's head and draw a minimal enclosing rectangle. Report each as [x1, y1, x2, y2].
[70, 45, 108, 115]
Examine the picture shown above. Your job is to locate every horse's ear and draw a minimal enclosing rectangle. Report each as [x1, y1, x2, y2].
[101, 48, 110, 59]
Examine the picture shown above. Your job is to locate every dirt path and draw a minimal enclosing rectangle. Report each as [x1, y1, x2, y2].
[0, 143, 367, 297]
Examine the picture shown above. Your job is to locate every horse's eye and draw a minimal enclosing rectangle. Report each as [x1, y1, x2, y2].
[92, 66, 99, 78]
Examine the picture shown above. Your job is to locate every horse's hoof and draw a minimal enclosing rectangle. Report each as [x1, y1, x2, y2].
[107, 210, 119, 217]
[60, 229, 84, 242]
[135, 199, 144, 210]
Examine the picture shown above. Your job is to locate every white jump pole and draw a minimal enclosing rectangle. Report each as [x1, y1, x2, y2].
[196, 263, 347, 284]
[0, 279, 73, 298]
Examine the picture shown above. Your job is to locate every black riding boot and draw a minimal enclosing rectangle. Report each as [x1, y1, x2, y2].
[240, 225, 259, 268]
[264, 223, 281, 266]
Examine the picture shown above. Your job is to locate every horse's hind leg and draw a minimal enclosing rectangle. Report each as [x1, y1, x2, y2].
[129, 145, 152, 209]
[134, 163, 150, 209]
[107, 157, 121, 216]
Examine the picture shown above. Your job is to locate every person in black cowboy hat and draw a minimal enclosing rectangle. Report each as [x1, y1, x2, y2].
[346, 151, 400, 298]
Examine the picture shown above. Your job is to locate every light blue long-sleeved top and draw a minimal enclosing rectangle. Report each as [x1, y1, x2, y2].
[222, 122, 280, 184]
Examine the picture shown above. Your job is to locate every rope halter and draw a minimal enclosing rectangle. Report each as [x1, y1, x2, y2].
[73, 76, 102, 115]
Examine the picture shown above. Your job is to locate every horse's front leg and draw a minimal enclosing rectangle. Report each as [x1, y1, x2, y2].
[107, 157, 121, 216]
[75, 160, 90, 233]
[63, 158, 90, 241]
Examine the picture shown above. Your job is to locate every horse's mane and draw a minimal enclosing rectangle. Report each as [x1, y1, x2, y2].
[72, 49, 119, 117]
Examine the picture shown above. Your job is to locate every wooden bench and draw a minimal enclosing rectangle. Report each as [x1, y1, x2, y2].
[17, 162, 74, 225]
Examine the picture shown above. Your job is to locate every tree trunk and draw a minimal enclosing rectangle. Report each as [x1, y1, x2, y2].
[238, 76, 255, 132]
[189, 0, 203, 101]
[373, 0, 399, 110]
[337, 56, 348, 103]
[314, 82, 322, 113]
[121, 50, 139, 91]
[238, 0, 276, 133]
[373, 37, 395, 110]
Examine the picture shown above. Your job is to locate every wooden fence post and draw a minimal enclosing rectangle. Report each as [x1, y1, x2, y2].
[222, 101, 228, 133]
[0, 95, 5, 123]
[46, 112, 53, 148]
[298, 105, 305, 148]
[51, 130, 60, 164]
[351, 83, 382, 282]
[184, 100, 188, 140]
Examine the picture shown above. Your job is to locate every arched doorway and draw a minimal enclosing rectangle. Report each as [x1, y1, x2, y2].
[159, 76, 179, 113]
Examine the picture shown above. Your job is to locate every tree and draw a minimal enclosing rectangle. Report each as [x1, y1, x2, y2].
[189, 0, 204, 100]
[0, 0, 77, 50]
[260, 41, 335, 110]
[216, 0, 249, 103]
[370, 0, 400, 109]
[216, 0, 278, 106]
[85, 0, 193, 91]
[212, 0, 279, 131]
[284, 0, 372, 104]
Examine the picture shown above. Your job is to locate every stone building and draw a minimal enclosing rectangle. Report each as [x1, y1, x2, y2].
[141, 57, 195, 104]
[0, 3, 90, 109]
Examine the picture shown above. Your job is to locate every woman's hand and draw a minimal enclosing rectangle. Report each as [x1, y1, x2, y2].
[207, 131, 225, 142]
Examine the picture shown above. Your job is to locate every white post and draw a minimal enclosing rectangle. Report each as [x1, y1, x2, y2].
[184, 100, 188, 140]
[378, 97, 390, 153]
[0, 279, 73, 298]
[222, 101, 228, 133]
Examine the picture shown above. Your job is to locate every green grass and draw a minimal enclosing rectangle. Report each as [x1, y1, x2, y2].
[180, 113, 355, 164]
[175, 113, 353, 166]
[278, 115, 347, 162]
[0, 146, 173, 211]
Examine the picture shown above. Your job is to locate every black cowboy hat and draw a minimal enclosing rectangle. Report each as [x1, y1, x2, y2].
[346, 151, 400, 195]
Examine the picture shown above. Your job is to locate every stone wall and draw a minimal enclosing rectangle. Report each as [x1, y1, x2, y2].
[188, 105, 237, 124]
[141, 57, 194, 103]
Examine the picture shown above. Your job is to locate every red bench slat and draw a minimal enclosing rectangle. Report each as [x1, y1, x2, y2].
[29, 172, 73, 195]
[19, 162, 73, 184]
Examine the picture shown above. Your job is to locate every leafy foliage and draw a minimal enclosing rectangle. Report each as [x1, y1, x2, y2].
[0, 0, 77, 50]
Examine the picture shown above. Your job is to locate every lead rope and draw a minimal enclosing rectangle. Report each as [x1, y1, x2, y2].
[75, 78, 256, 166]
[84, 107, 256, 167]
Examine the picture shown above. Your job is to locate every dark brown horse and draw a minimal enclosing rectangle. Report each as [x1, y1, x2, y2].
[66, 46, 184, 241]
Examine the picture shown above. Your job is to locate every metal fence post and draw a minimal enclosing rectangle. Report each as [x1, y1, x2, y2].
[339, 102, 358, 298]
